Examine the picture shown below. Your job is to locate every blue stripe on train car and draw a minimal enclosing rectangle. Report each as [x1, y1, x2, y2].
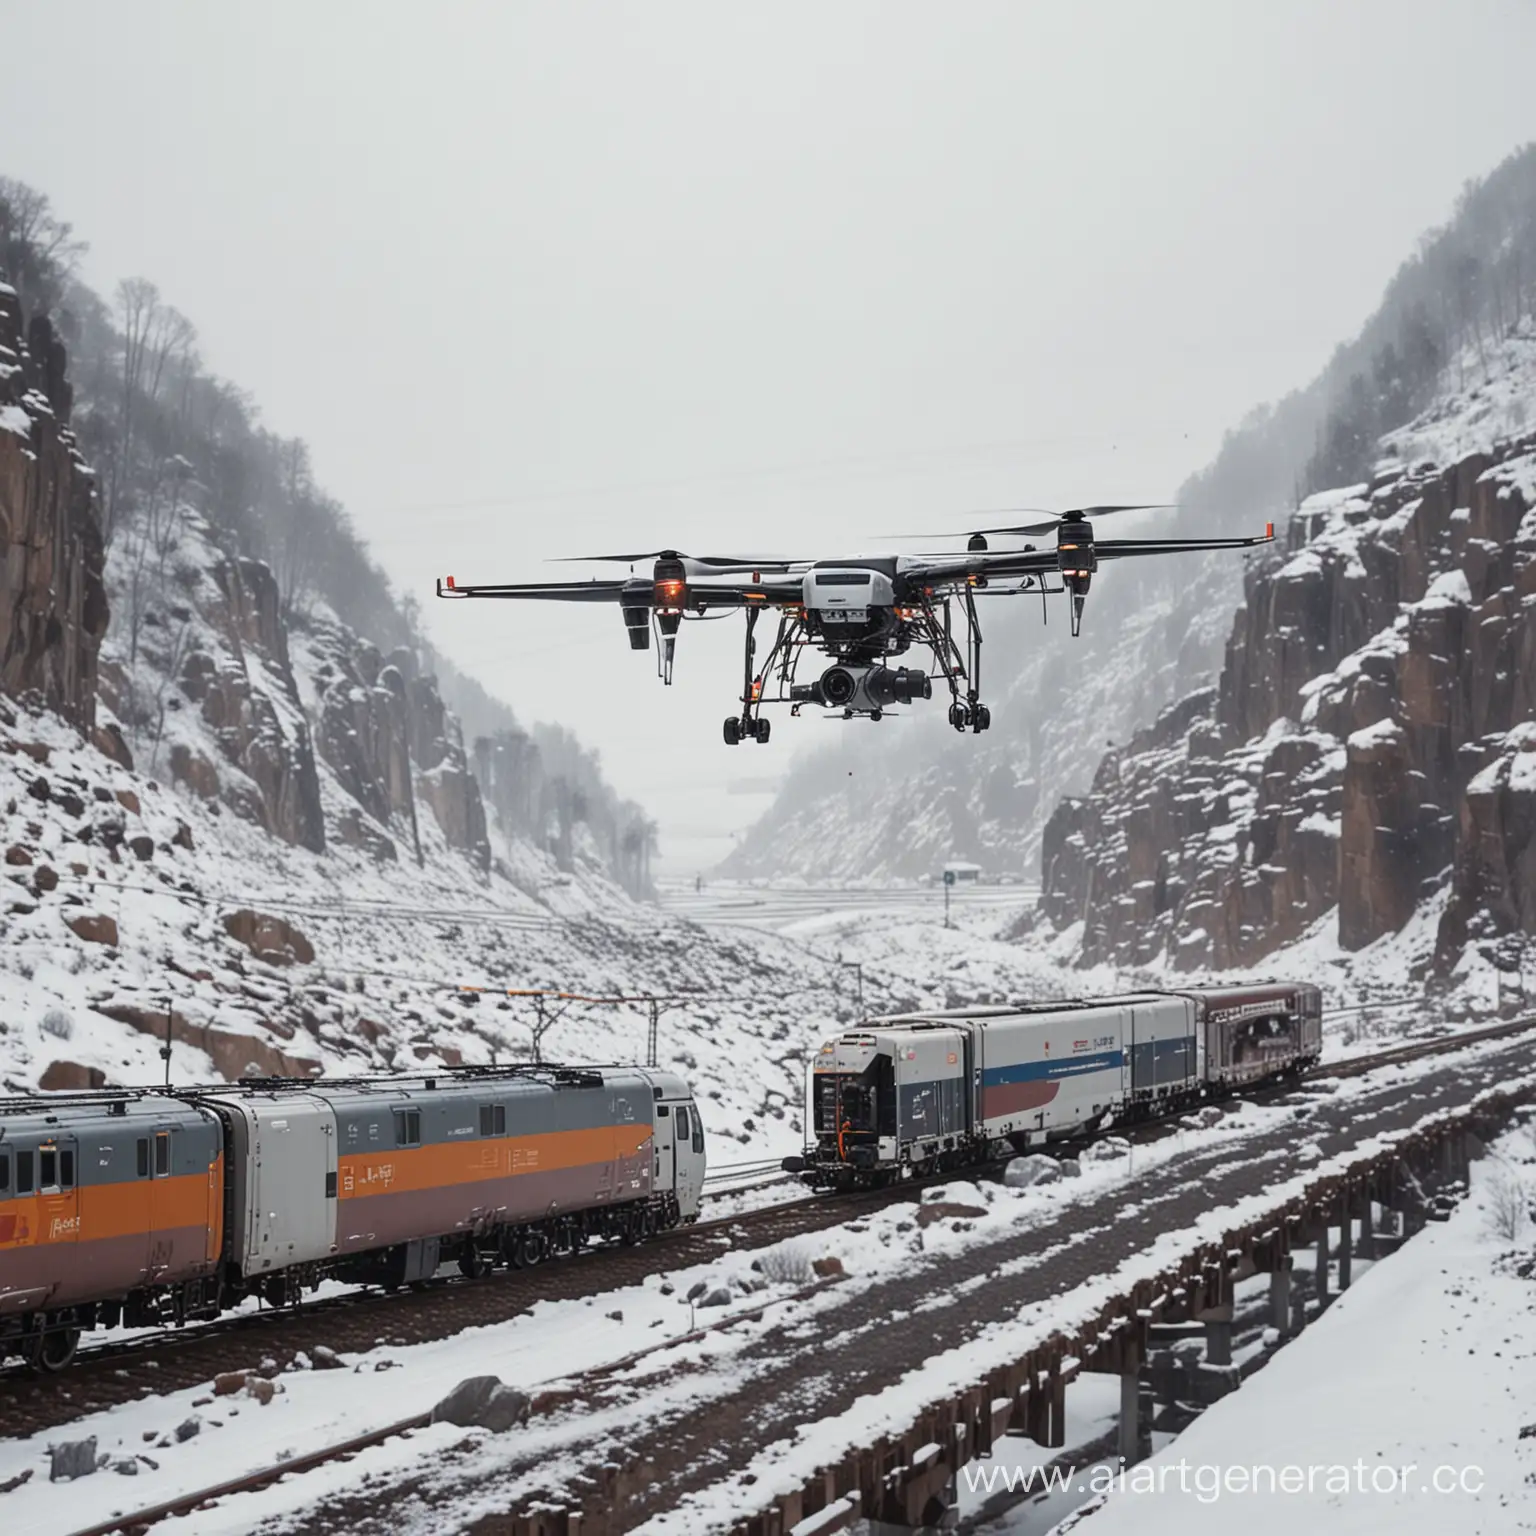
[981, 1050, 1125, 1087]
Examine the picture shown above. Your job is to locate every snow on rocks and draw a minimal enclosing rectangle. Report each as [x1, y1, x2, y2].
[430, 1377, 530, 1434]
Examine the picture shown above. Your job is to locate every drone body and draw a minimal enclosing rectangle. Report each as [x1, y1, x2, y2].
[438, 506, 1273, 744]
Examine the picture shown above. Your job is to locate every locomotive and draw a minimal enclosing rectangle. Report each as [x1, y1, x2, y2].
[785, 983, 1322, 1188]
[0, 1062, 707, 1371]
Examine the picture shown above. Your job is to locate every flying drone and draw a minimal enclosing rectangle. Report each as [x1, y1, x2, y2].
[436, 504, 1273, 745]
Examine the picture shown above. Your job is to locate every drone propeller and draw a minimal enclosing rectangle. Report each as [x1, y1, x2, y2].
[894, 504, 1175, 541]
[557, 548, 803, 572]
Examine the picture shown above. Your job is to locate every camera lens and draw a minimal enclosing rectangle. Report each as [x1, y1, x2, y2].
[821, 666, 858, 707]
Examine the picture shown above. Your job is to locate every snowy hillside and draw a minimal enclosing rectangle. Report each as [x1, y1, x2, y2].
[1035, 322, 1536, 986]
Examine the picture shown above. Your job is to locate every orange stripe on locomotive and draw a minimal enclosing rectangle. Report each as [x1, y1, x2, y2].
[0, 1154, 222, 1311]
[337, 1122, 653, 1199]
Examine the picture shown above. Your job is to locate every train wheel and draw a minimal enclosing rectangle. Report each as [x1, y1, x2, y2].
[517, 1233, 544, 1268]
[25, 1328, 80, 1374]
[458, 1246, 489, 1279]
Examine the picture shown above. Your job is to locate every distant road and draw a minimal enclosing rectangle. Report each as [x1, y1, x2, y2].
[656, 880, 1038, 931]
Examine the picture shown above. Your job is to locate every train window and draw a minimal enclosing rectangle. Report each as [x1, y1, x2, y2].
[675, 1107, 690, 1142]
[394, 1109, 421, 1147]
[61, 1150, 75, 1189]
[136, 1139, 150, 1178]
[0, 1153, 9, 1191]
[154, 1133, 170, 1177]
[493, 1105, 505, 1136]
[17, 1151, 34, 1195]
[657, 1105, 669, 1116]
[479, 1105, 493, 1137]
[690, 1105, 704, 1154]
[40, 1151, 58, 1191]
[479, 1104, 506, 1137]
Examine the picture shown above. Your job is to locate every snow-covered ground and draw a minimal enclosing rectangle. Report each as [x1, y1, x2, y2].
[1050, 1110, 1536, 1536]
[7, 1041, 1507, 1535]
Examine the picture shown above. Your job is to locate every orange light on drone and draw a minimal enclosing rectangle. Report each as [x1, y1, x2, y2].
[653, 578, 686, 606]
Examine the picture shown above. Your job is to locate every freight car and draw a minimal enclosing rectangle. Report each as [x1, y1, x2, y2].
[785, 983, 1321, 1188]
[0, 1061, 706, 1370]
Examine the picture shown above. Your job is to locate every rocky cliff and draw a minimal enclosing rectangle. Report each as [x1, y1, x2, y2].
[0, 282, 106, 734]
[1036, 335, 1536, 978]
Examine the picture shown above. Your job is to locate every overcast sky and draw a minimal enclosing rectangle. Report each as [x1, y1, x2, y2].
[4, 1, 1536, 871]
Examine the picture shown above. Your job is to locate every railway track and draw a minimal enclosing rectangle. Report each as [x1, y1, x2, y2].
[58, 1276, 846, 1536]
[3, 1013, 1529, 1445]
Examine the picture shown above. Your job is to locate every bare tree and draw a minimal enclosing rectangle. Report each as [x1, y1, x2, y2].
[1486, 1167, 1528, 1244]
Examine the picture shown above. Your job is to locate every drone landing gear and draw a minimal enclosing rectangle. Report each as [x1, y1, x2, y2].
[723, 715, 770, 746]
[948, 701, 992, 734]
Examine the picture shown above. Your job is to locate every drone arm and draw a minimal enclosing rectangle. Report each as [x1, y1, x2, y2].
[1093, 524, 1275, 559]
[435, 576, 634, 601]
[906, 549, 1059, 586]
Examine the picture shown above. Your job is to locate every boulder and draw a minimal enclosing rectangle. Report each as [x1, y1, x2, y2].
[115, 789, 141, 815]
[430, 1376, 530, 1433]
[66, 913, 118, 947]
[223, 909, 315, 966]
[32, 864, 58, 893]
[38, 1061, 107, 1092]
[1002, 1154, 1061, 1189]
[698, 1286, 735, 1308]
[92, 723, 133, 770]
[128, 834, 154, 862]
[916, 1200, 988, 1228]
[5, 845, 31, 866]
[169, 743, 221, 800]
[811, 1256, 846, 1279]
[96, 1002, 321, 1082]
[48, 1438, 98, 1482]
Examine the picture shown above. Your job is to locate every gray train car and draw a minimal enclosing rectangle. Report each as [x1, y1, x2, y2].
[200, 1063, 705, 1293]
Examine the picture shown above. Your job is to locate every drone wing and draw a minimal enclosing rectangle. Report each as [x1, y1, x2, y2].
[1092, 532, 1275, 560]
[435, 574, 804, 608]
[904, 525, 1274, 589]
[437, 577, 637, 601]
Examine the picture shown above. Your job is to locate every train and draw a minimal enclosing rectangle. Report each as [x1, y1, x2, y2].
[784, 982, 1322, 1188]
[0, 1062, 707, 1371]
